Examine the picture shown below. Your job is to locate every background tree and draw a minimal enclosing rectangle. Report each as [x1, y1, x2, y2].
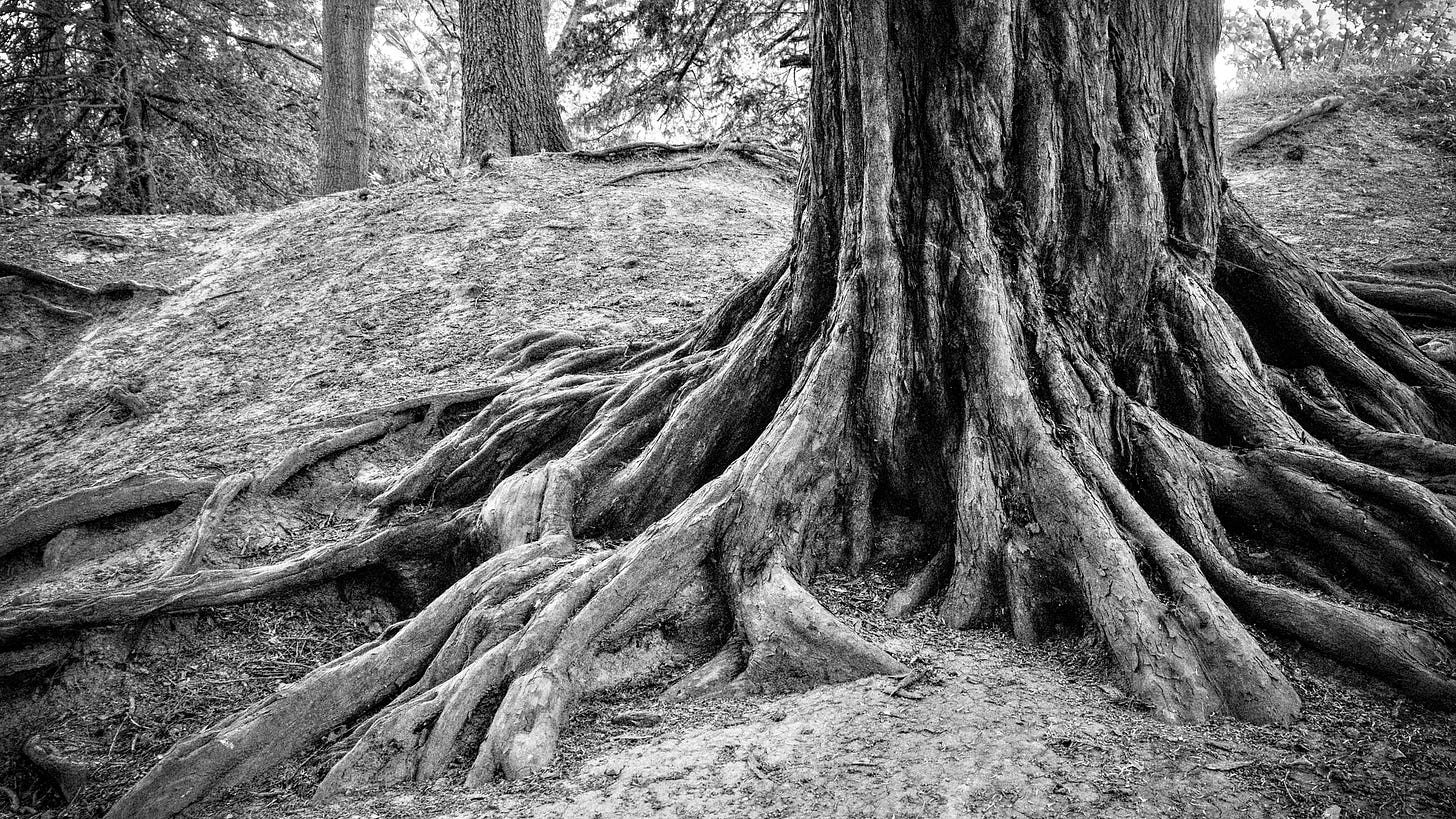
[369, 0, 467, 182]
[317, 0, 379, 193]
[3, 0, 1438, 816]
[1222, 0, 1456, 68]
[0, 0, 320, 213]
[460, 0, 570, 157]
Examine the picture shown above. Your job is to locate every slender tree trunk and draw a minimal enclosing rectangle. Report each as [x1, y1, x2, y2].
[1257, 12, 1290, 71]
[460, 0, 570, 159]
[316, 0, 376, 194]
[98, 0, 153, 211]
[30, 0, 72, 183]
[549, 0, 584, 56]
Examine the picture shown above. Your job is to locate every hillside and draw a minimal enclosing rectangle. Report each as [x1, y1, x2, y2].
[2, 93, 1455, 819]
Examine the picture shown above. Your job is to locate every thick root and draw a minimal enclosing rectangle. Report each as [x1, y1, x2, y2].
[103, 537, 569, 819]
[1129, 408, 1456, 708]
[735, 564, 905, 691]
[0, 473, 215, 560]
[164, 472, 253, 576]
[254, 417, 410, 496]
[0, 515, 460, 647]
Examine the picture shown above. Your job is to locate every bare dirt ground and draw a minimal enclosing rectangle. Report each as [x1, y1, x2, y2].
[2, 90, 1455, 819]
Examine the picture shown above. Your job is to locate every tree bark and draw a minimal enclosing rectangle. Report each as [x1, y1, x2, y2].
[316, 0, 376, 194]
[459, 0, 570, 158]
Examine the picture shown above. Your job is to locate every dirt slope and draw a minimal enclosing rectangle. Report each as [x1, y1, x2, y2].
[2, 98, 1456, 819]
[0, 154, 785, 608]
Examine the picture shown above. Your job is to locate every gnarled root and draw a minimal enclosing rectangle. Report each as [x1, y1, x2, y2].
[0, 473, 215, 560]
[104, 534, 577, 819]
[1127, 408, 1456, 708]
[30, 147, 1456, 819]
[0, 514, 461, 646]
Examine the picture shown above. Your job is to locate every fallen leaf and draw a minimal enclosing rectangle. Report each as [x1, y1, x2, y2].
[1205, 759, 1257, 771]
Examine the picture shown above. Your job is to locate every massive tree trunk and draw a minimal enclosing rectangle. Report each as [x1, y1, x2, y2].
[316, 0, 376, 194]
[7, 0, 1450, 816]
[460, 0, 570, 158]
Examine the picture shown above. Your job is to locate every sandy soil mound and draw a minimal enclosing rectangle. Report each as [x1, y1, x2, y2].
[1221, 87, 1456, 272]
[0, 153, 786, 607]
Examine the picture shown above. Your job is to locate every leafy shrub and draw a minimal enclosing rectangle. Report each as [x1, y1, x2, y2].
[0, 171, 106, 216]
[1352, 63, 1456, 151]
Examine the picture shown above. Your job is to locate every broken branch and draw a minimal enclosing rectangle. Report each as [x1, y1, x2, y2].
[1226, 95, 1345, 155]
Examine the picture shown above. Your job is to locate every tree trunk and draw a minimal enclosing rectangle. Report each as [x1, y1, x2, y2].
[459, 0, 570, 159]
[29, 0, 72, 183]
[98, 0, 153, 211]
[38, 1, 1456, 815]
[316, 0, 376, 194]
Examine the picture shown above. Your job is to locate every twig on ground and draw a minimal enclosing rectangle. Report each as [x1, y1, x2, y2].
[607, 154, 724, 186]
[1226, 95, 1345, 155]
[105, 385, 153, 418]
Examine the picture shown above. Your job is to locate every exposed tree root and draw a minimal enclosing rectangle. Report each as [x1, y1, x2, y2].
[286, 383, 511, 433]
[1384, 258, 1456, 278]
[91, 163, 1456, 819]
[0, 473, 214, 560]
[0, 514, 461, 646]
[0, 260, 98, 298]
[1339, 270, 1456, 327]
[105, 536, 576, 819]
[254, 417, 411, 496]
[17, 293, 93, 321]
[0, 259, 173, 299]
[606, 154, 724, 186]
[570, 140, 799, 180]
[165, 473, 254, 576]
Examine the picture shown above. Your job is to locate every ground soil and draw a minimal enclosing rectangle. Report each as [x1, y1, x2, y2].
[1, 87, 1454, 819]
